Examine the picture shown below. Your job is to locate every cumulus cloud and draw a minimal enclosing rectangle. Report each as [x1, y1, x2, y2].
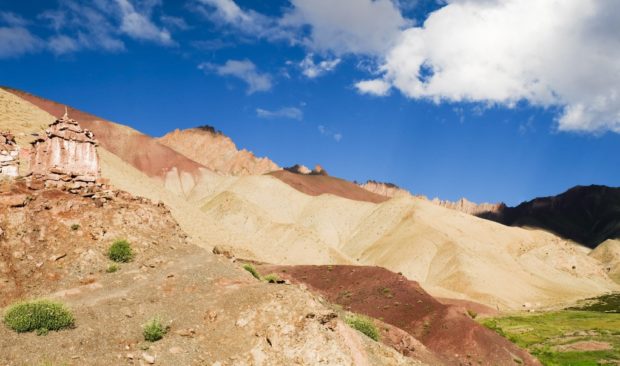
[355, 79, 391, 96]
[256, 107, 303, 120]
[368, 0, 620, 133]
[199, 59, 272, 94]
[299, 54, 341, 78]
[283, 0, 409, 55]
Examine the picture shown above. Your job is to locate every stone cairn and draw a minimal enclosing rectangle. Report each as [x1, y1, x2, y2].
[29, 108, 103, 194]
[0, 131, 19, 178]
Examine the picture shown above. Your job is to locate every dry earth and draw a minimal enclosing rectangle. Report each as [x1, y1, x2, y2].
[257, 264, 541, 366]
[0, 182, 421, 366]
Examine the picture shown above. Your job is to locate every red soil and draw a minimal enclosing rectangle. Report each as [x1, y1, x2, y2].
[258, 264, 541, 366]
[269, 170, 389, 204]
[3, 88, 205, 179]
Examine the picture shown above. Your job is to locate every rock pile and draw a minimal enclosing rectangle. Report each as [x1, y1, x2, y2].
[284, 164, 328, 176]
[29, 109, 102, 194]
[0, 131, 19, 178]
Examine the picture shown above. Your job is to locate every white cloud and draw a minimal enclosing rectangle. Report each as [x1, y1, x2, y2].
[48, 34, 79, 54]
[199, 59, 272, 94]
[0, 12, 28, 27]
[283, 0, 409, 55]
[370, 0, 620, 134]
[116, 0, 173, 45]
[299, 53, 341, 78]
[355, 79, 391, 96]
[318, 124, 343, 142]
[256, 107, 303, 120]
[0, 26, 42, 58]
[160, 15, 189, 31]
[192, 0, 287, 39]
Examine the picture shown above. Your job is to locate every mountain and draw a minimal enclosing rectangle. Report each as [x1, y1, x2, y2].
[1, 86, 617, 313]
[479, 185, 620, 248]
[158, 127, 280, 176]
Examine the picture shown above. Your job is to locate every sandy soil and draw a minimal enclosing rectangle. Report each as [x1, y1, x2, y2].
[590, 239, 620, 283]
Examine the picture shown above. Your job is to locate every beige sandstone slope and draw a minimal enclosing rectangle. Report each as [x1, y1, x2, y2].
[158, 127, 280, 176]
[0, 88, 54, 143]
[184, 175, 618, 309]
[590, 239, 620, 283]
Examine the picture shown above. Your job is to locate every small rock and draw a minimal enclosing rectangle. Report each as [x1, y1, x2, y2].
[206, 310, 217, 322]
[142, 352, 155, 364]
[126, 353, 134, 360]
[175, 328, 196, 337]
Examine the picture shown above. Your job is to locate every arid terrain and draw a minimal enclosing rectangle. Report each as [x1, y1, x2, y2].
[1, 86, 619, 365]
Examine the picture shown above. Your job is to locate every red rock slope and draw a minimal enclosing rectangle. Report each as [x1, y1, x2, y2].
[269, 170, 389, 204]
[2, 87, 205, 180]
[258, 264, 541, 366]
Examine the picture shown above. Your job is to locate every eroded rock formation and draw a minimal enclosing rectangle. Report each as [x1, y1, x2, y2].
[284, 164, 328, 176]
[0, 132, 19, 178]
[29, 110, 101, 193]
[158, 127, 280, 176]
[432, 197, 505, 216]
[358, 180, 412, 198]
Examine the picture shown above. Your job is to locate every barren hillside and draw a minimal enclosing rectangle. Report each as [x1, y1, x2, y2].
[158, 127, 280, 176]
[1, 87, 617, 312]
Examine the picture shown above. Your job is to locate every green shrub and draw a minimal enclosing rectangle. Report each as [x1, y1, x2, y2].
[106, 264, 119, 273]
[108, 239, 133, 263]
[143, 317, 166, 342]
[263, 273, 280, 283]
[70, 224, 80, 231]
[243, 264, 260, 280]
[346, 315, 379, 341]
[3, 300, 74, 333]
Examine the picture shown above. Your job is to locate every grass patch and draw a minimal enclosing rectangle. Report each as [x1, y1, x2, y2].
[346, 314, 380, 341]
[481, 310, 620, 365]
[242, 264, 260, 280]
[567, 293, 620, 313]
[106, 264, 119, 273]
[3, 300, 74, 334]
[108, 239, 133, 263]
[70, 224, 80, 231]
[143, 317, 167, 342]
[263, 273, 280, 283]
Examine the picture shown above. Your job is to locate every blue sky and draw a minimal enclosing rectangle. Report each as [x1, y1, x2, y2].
[1, 0, 619, 205]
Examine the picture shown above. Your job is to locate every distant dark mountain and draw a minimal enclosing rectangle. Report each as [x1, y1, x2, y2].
[479, 185, 620, 248]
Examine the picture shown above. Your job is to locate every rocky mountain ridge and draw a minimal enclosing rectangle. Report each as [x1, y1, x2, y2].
[158, 127, 280, 176]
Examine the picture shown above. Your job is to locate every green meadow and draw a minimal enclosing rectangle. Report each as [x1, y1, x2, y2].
[481, 294, 620, 366]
